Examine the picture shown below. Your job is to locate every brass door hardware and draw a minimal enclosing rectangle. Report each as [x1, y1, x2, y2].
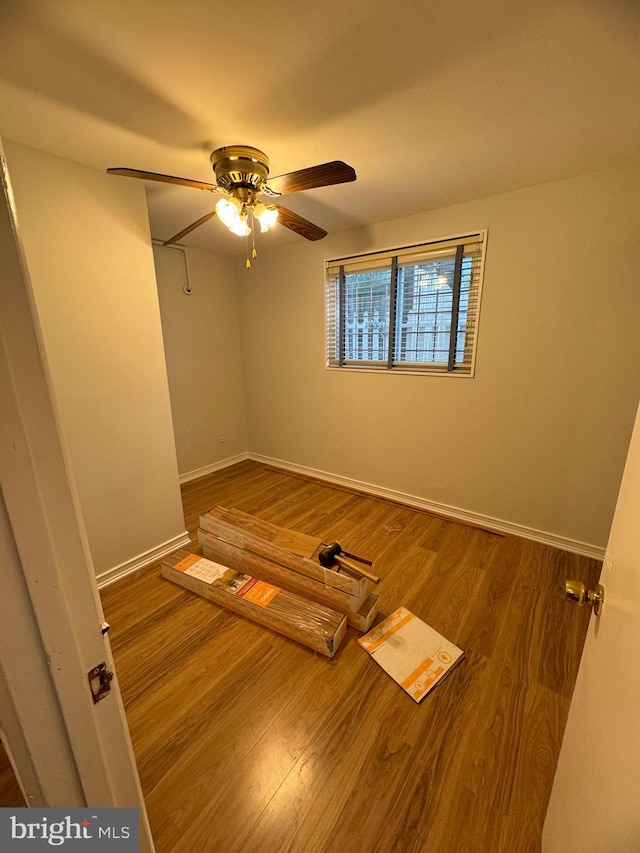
[565, 580, 604, 615]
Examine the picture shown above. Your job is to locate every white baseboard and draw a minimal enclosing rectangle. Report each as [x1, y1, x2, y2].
[96, 531, 192, 588]
[248, 453, 605, 561]
[179, 453, 251, 485]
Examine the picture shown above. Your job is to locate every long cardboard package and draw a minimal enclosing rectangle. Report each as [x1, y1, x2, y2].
[200, 506, 373, 599]
[198, 529, 379, 632]
[162, 549, 347, 658]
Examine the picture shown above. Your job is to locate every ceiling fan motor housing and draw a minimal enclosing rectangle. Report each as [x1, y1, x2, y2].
[210, 146, 270, 197]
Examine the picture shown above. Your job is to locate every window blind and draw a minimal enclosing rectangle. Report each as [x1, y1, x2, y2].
[326, 232, 486, 374]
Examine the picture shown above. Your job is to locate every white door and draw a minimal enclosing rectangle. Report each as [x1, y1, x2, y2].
[543, 401, 640, 851]
[0, 141, 154, 851]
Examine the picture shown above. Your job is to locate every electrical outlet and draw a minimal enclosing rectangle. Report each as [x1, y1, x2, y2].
[218, 432, 225, 444]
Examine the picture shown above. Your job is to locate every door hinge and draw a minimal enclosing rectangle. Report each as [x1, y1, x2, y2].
[88, 662, 114, 704]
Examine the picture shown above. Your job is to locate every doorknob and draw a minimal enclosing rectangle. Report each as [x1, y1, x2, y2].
[565, 580, 604, 615]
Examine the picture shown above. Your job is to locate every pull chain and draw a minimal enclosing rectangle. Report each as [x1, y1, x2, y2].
[251, 210, 257, 260]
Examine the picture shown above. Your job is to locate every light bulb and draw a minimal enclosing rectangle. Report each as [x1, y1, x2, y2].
[215, 198, 236, 226]
[253, 202, 279, 232]
[216, 197, 250, 235]
[229, 216, 250, 237]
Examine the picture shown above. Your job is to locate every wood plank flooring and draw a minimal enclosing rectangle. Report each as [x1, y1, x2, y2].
[97, 460, 600, 852]
[0, 741, 24, 807]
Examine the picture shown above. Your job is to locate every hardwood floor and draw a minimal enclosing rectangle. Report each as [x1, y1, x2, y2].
[0, 741, 24, 807]
[99, 460, 600, 852]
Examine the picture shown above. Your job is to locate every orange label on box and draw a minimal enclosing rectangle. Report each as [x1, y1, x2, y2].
[173, 554, 279, 606]
[400, 657, 434, 690]
[236, 578, 280, 608]
[358, 606, 414, 654]
[175, 554, 201, 572]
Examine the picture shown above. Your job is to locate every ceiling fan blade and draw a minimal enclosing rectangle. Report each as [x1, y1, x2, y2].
[275, 205, 327, 241]
[162, 211, 217, 246]
[267, 161, 356, 195]
[107, 167, 217, 192]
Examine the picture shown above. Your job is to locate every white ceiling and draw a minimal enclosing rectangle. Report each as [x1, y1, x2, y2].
[1, 0, 639, 256]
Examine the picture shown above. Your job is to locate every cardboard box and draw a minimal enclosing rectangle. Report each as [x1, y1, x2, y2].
[162, 550, 347, 658]
[199, 530, 379, 632]
[200, 506, 372, 599]
[358, 607, 464, 702]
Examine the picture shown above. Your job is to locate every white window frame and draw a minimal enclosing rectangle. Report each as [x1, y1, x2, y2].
[325, 231, 487, 376]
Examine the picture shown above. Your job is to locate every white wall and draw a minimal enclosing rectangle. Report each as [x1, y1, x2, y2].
[235, 163, 640, 551]
[153, 244, 247, 479]
[4, 141, 186, 577]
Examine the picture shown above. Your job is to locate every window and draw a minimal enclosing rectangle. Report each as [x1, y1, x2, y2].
[326, 232, 486, 374]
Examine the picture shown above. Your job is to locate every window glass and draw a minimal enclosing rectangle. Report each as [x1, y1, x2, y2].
[326, 233, 486, 374]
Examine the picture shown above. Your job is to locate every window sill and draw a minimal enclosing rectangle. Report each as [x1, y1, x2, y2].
[325, 364, 475, 378]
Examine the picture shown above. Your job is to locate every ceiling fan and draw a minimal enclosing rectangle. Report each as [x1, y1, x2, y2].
[107, 145, 356, 260]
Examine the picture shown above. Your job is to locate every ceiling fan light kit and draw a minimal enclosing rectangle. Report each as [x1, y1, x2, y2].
[107, 145, 356, 265]
[215, 197, 251, 236]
